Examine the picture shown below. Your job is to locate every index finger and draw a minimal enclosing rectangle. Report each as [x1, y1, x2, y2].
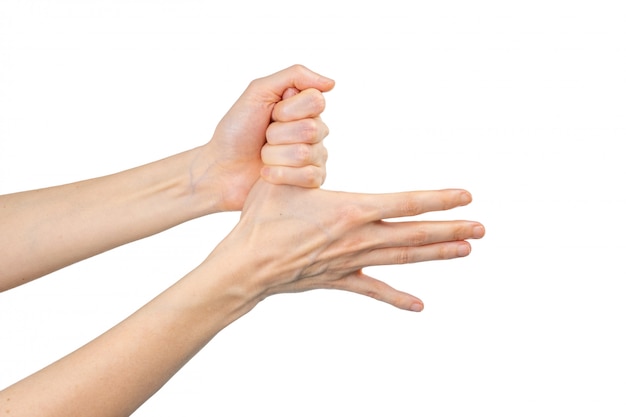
[359, 189, 473, 221]
[250, 64, 335, 103]
[271, 88, 327, 122]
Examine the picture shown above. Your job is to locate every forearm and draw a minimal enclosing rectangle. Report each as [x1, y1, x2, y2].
[0, 256, 260, 417]
[0, 145, 219, 291]
[0, 65, 335, 291]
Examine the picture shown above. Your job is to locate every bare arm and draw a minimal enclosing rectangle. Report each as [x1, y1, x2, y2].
[0, 260, 256, 417]
[0, 181, 484, 417]
[0, 65, 334, 291]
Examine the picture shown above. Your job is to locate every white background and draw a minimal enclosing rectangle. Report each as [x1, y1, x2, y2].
[1, 1, 625, 415]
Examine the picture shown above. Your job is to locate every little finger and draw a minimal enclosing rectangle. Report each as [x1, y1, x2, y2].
[260, 165, 327, 188]
[261, 142, 328, 168]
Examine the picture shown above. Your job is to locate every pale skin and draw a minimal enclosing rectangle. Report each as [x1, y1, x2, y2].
[0, 65, 485, 416]
[0, 65, 334, 292]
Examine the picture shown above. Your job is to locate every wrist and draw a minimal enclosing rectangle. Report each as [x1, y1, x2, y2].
[110, 146, 224, 233]
[194, 226, 281, 310]
[182, 247, 266, 334]
[158, 141, 238, 218]
[173, 144, 225, 217]
[184, 140, 258, 214]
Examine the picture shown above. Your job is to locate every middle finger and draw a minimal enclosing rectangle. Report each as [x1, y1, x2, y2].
[266, 117, 329, 145]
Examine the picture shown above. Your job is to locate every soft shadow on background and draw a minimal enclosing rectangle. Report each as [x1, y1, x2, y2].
[1, 1, 624, 415]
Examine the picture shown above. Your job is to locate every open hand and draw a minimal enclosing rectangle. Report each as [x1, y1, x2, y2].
[215, 180, 485, 312]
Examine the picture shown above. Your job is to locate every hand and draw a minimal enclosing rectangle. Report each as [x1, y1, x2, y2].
[213, 181, 486, 312]
[198, 65, 334, 212]
[261, 87, 330, 186]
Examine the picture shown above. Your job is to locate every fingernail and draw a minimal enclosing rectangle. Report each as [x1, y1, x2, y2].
[410, 303, 424, 312]
[473, 225, 485, 238]
[457, 244, 471, 257]
[460, 191, 472, 205]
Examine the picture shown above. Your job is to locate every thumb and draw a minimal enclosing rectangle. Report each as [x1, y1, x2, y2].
[334, 270, 425, 312]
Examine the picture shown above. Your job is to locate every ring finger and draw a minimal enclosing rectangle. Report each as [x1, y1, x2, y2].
[371, 220, 485, 249]
[261, 141, 328, 168]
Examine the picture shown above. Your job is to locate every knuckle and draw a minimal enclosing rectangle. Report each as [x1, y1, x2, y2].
[307, 89, 326, 113]
[301, 165, 320, 187]
[438, 245, 454, 260]
[267, 167, 284, 183]
[363, 289, 384, 302]
[411, 229, 429, 246]
[401, 196, 423, 216]
[394, 248, 412, 265]
[299, 119, 319, 143]
[294, 143, 312, 164]
[452, 224, 467, 241]
[441, 196, 456, 210]
[320, 146, 329, 163]
[335, 204, 364, 226]
[340, 234, 366, 252]
[290, 63, 307, 74]
[247, 77, 264, 91]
